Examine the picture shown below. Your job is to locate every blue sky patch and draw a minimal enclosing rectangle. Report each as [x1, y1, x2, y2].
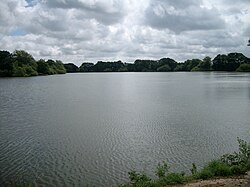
[10, 28, 27, 36]
[25, 0, 36, 7]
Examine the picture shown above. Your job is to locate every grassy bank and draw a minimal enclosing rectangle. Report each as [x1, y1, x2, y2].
[120, 138, 250, 187]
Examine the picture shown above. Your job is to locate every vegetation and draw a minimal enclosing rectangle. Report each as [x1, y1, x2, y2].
[0, 50, 66, 77]
[64, 63, 79, 73]
[236, 64, 250, 72]
[1, 50, 250, 76]
[74, 52, 250, 73]
[120, 138, 250, 187]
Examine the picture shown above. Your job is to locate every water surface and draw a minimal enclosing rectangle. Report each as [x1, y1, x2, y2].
[0, 72, 250, 186]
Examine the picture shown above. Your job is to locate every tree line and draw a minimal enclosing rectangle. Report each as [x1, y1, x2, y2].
[0, 50, 66, 77]
[1, 50, 250, 77]
[65, 52, 250, 73]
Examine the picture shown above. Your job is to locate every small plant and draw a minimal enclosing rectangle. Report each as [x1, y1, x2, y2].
[155, 161, 169, 178]
[159, 173, 186, 185]
[190, 163, 197, 175]
[128, 170, 152, 187]
[197, 168, 214, 180]
[221, 138, 250, 167]
[122, 138, 250, 187]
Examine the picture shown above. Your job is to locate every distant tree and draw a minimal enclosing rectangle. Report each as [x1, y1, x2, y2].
[192, 56, 212, 71]
[236, 64, 250, 72]
[158, 58, 177, 71]
[248, 39, 250, 46]
[174, 63, 185, 71]
[12, 50, 38, 76]
[0, 50, 14, 76]
[212, 53, 249, 71]
[200, 56, 212, 71]
[79, 63, 94, 72]
[184, 59, 202, 71]
[157, 64, 171, 72]
[64, 63, 79, 73]
[134, 59, 158, 72]
[125, 63, 135, 72]
[13, 50, 37, 68]
[37, 59, 50, 75]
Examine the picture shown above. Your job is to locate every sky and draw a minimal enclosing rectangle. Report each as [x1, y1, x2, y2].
[0, 0, 250, 66]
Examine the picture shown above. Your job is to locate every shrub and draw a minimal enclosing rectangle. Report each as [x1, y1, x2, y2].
[155, 161, 169, 178]
[190, 163, 197, 175]
[128, 171, 152, 187]
[197, 168, 214, 180]
[221, 138, 250, 167]
[159, 173, 186, 185]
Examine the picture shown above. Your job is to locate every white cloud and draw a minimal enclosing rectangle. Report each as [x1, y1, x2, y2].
[0, 0, 249, 66]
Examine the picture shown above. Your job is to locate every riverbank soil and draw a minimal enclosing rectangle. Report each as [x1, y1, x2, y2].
[168, 171, 250, 187]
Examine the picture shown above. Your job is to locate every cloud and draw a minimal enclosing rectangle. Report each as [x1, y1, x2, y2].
[0, 0, 249, 65]
[144, 0, 225, 33]
[44, 0, 128, 25]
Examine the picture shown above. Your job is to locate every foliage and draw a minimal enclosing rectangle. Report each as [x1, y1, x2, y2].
[155, 161, 169, 178]
[122, 138, 250, 187]
[1, 50, 250, 77]
[127, 171, 152, 187]
[156, 173, 186, 186]
[236, 64, 250, 72]
[64, 63, 79, 73]
[192, 56, 212, 71]
[0, 50, 66, 77]
[190, 163, 197, 175]
[157, 64, 171, 72]
[220, 138, 250, 170]
[79, 63, 94, 72]
[212, 53, 250, 71]
[200, 160, 232, 178]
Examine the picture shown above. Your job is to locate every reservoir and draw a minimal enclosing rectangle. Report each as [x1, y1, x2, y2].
[0, 72, 250, 186]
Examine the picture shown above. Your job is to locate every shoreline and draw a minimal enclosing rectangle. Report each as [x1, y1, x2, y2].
[167, 171, 250, 187]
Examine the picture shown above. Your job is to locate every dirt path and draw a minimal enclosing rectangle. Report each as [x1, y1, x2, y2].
[167, 171, 250, 187]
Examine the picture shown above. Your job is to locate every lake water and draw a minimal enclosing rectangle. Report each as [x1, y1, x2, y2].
[0, 72, 250, 186]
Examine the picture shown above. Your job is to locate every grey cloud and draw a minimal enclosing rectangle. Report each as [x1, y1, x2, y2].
[44, 0, 126, 25]
[145, 0, 225, 33]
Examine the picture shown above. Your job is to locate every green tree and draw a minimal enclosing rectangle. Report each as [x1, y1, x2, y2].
[79, 63, 94, 72]
[200, 56, 211, 71]
[12, 50, 38, 76]
[0, 50, 14, 76]
[37, 59, 50, 75]
[212, 53, 249, 71]
[64, 63, 79, 73]
[157, 64, 171, 72]
[236, 64, 250, 72]
[158, 58, 177, 71]
[184, 59, 202, 71]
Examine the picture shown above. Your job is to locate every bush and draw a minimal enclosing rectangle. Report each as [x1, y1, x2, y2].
[195, 160, 232, 179]
[155, 173, 186, 187]
[236, 64, 250, 72]
[128, 171, 152, 187]
[197, 168, 214, 180]
[155, 161, 169, 178]
[221, 138, 250, 167]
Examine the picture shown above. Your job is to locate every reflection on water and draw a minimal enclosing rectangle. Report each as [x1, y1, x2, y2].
[0, 72, 250, 186]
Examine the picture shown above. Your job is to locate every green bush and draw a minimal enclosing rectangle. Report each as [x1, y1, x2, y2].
[155, 161, 169, 178]
[236, 64, 250, 72]
[230, 165, 246, 175]
[127, 171, 152, 187]
[197, 168, 214, 180]
[221, 138, 250, 167]
[160, 173, 186, 185]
